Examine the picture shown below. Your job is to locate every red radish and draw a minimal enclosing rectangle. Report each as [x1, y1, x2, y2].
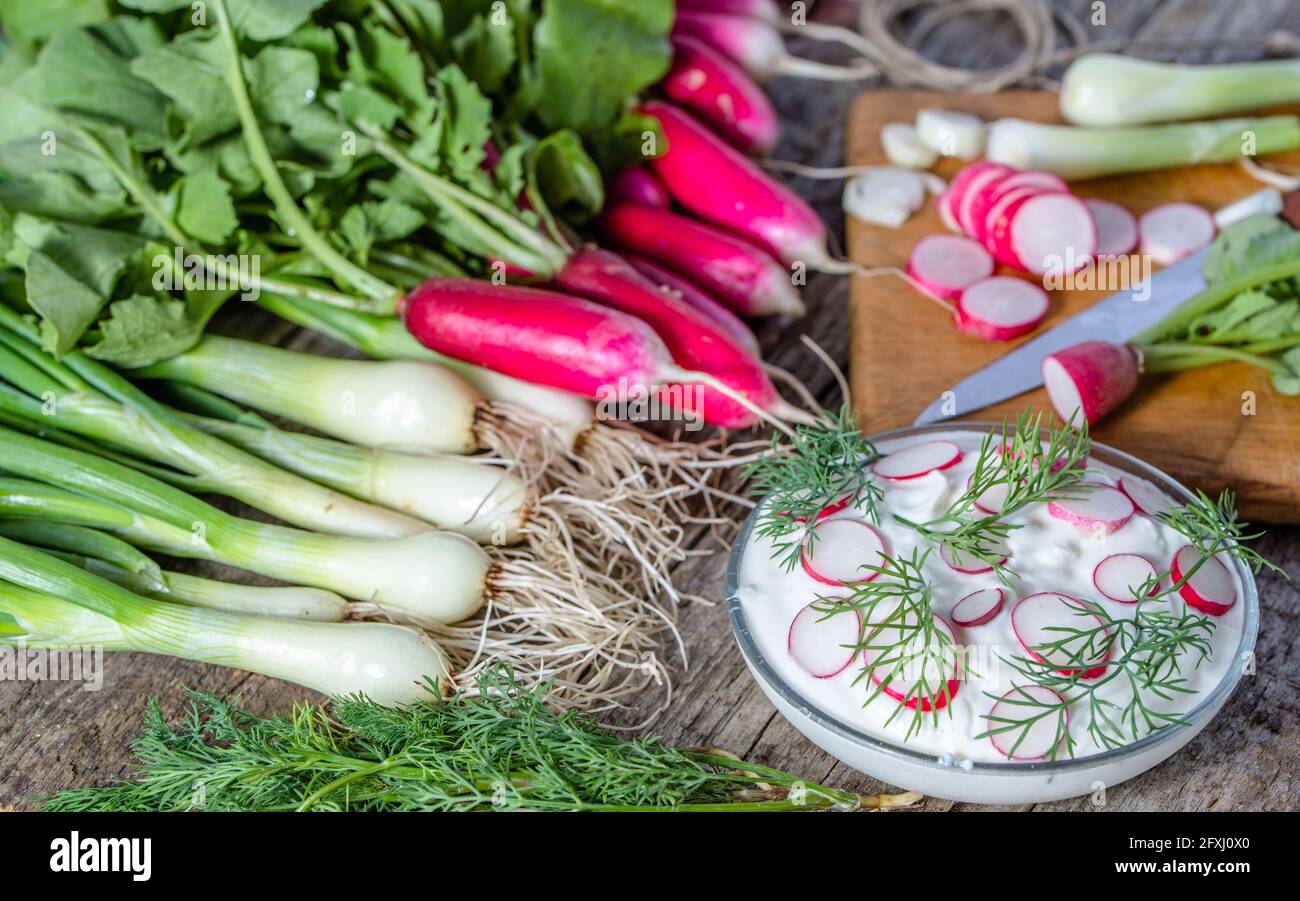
[988, 685, 1068, 760]
[1004, 193, 1096, 275]
[1118, 474, 1174, 518]
[955, 277, 1050, 342]
[1047, 484, 1135, 534]
[641, 101, 829, 267]
[1093, 553, 1159, 603]
[788, 600, 860, 678]
[665, 34, 780, 155]
[1085, 199, 1139, 257]
[951, 587, 1005, 627]
[677, 0, 780, 22]
[625, 255, 760, 356]
[673, 11, 876, 83]
[955, 164, 1013, 237]
[607, 168, 670, 209]
[602, 203, 804, 317]
[1042, 340, 1141, 426]
[862, 608, 962, 711]
[1139, 202, 1217, 265]
[987, 169, 1069, 198]
[906, 235, 994, 302]
[969, 475, 1010, 514]
[940, 538, 1010, 575]
[800, 518, 888, 586]
[871, 440, 963, 480]
[942, 161, 1004, 227]
[1171, 545, 1238, 616]
[980, 186, 1053, 257]
[554, 247, 784, 428]
[1011, 592, 1111, 679]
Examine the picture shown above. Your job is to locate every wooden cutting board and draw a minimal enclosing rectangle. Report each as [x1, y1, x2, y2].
[846, 90, 1300, 523]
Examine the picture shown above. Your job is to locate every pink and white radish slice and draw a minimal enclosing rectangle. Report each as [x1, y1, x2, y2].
[955, 276, 1050, 342]
[1139, 202, 1216, 265]
[968, 474, 1010, 514]
[788, 601, 861, 678]
[1047, 484, 1135, 535]
[940, 537, 1010, 575]
[951, 587, 1006, 627]
[1117, 475, 1175, 518]
[800, 518, 888, 586]
[1171, 545, 1238, 616]
[871, 440, 963, 480]
[1006, 193, 1096, 275]
[862, 606, 962, 710]
[1092, 553, 1159, 603]
[906, 234, 993, 301]
[1085, 199, 1139, 257]
[988, 685, 1068, 760]
[1011, 592, 1112, 679]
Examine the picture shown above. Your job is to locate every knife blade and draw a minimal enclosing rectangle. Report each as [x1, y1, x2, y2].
[913, 245, 1211, 426]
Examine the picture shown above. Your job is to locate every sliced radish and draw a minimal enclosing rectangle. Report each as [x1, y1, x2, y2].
[981, 185, 1051, 253]
[1117, 474, 1174, 518]
[1047, 484, 1135, 534]
[800, 518, 887, 586]
[1085, 199, 1138, 257]
[1093, 553, 1159, 603]
[862, 607, 962, 711]
[814, 493, 855, 522]
[969, 475, 1010, 514]
[788, 601, 861, 678]
[1042, 340, 1141, 426]
[1139, 202, 1216, 265]
[906, 234, 994, 301]
[1011, 592, 1111, 679]
[1008, 193, 1097, 275]
[951, 587, 1005, 627]
[871, 440, 962, 480]
[988, 685, 1068, 760]
[956, 165, 1012, 236]
[990, 170, 1068, 198]
[1171, 545, 1238, 616]
[940, 538, 1009, 575]
[955, 276, 1050, 342]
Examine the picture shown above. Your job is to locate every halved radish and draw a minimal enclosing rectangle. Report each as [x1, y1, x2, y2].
[862, 607, 962, 711]
[940, 538, 1010, 575]
[1011, 592, 1111, 679]
[800, 518, 888, 586]
[955, 276, 1050, 342]
[1139, 202, 1216, 265]
[871, 440, 962, 480]
[1171, 544, 1237, 616]
[1047, 484, 1135, 534]
[969, 474, 1010, 514]
[1042, 340, 1141, 426]
[1085, 199, 1138, 257]
[1117, 474, 1174, 518]
[988, 685, 1068, 760]
[950, 587, 1005, 627]
[788, 601, 861, 678]
[1092, 553, 1159, 603]
[906, 234, 994, 301]
[1007, 193, 1096, 275]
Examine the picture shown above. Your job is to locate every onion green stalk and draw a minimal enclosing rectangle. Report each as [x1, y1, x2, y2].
[985, 115, 1300, 180]
[0, 541, 448, 706]
[1061, 53, 1300, 127]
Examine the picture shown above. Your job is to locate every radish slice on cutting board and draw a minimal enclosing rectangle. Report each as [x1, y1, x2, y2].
[1085, 199, 1139, 257]
[801, 518, 888, 585]
[1118, 475, 1174, 518]
[1012, 592, 1112, 679]
[1047, 484, 1135, 534]
[988, 685, 1068, 760]
[862, 607, 962, 710]
[872, 440, 963, 480]
[940, 537, 1010, 575]
[788, 601, 861, 678]
[956, 165, 1013, 236]
[1093, 553, 1159, 602]
[1171, 545, 1238, 616]
[1006, 193, 1097, 275]
[1139, 202, 1216, 265]
[951, 587, 1006, 627]
[955, 276, 1050, 341]
[907, 234, 994, 301]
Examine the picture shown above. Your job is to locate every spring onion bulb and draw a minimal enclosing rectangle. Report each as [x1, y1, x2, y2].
[1061, 53, 1300, 127]
[985, 115, 1300, 180]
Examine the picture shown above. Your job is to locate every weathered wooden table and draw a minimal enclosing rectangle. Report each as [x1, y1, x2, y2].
[2, 0, 1296, 811]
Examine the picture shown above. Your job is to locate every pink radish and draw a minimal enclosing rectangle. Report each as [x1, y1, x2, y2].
[981, 186, 1055, 259]
[1047, 484, 1135, 534]
[969, 475, 1010, 514]
[602, 202, 804, 317]
[625, 255, 760, 356]
[1042, 340, 1141, 426]
[942, 161, 1004, 226]
[607, 168, 671, 209]
[665, 34, 780, 155]
[1004, 193, 1096, 275]
[906, 235, 993, 302]
[862, 608, 962, 711]
[1139, 202, 1216, 265]
[871, 440, 963, 480]
[800, 518, 888, 586]
[641, 101, 829, 267]
[1118, 475, 1174, 518]
[988, 685, 1068, 760]
[677, 0, 780, 22]
[951, 587, 1005, 627]
[940, 538, 1009, 575]
[987, 169, 1069, 198]
[1171, 545, 1238, 616]
[1085, 199, 1139, 257]
[955, 164, 1012, 237]
[955, 276, 1050, 342]
[1012, 592, 1112, 679]
[672, 11, 875, 82]
[788, 601, 861, 678]
[1093, 553, 1159, 603]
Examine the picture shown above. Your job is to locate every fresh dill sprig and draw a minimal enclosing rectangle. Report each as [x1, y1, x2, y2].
[1158, 489, 1287, 579]
[744, 404, 884, 572]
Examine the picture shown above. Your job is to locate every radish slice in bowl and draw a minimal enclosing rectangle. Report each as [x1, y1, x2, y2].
[862, 607, 962, 711]
[1012, 592, 1112, 679]
[906, 234, 993, 301]
[951, 587, 1006, 627]
[1171, 545, 1238, 616]
[955, 276, 1050, 342]
[1047, 484, 1135, 534]
[988, 685, 1068, 760]
[1118, 474, 1174, 518]
[940, 538, 1010, 575]
[800, 518, 888, 586]
[1139, 202, 1216, 265]
[788, 601, 861, 678]
[968, 475, 1010, 514]
[871, 440, 962, 480]
[1093, 553, 1159, 602]
[1085, 199, 1138, 257]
